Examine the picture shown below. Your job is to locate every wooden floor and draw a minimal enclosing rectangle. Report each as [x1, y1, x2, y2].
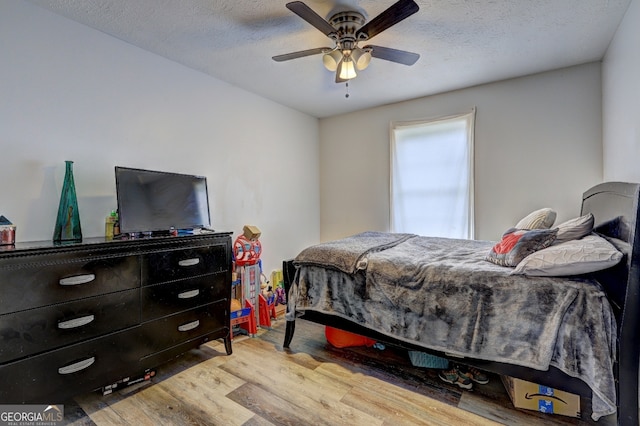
[63, 318, 616, 425]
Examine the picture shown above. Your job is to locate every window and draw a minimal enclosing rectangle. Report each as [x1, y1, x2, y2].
[390, 109, 475, 238]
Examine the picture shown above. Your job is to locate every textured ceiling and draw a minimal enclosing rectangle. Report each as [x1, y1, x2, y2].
[26, 0, 631, 118]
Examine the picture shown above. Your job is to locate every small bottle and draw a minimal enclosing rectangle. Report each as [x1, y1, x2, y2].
[105, 210, 117, 239]
[113, 211, 120, 236]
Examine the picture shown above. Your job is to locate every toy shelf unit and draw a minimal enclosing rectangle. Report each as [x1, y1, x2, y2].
[230, 224, 274, 337]
[230, 262, 278, 337]
[230, 271, 257, 338]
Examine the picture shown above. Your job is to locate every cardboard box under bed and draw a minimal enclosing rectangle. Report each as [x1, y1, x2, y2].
[501, 375, 580, 418]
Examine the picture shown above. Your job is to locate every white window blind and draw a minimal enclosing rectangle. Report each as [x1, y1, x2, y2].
[390, 109, 475, 238]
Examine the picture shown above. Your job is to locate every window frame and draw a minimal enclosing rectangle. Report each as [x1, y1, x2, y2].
[389, 108, 476, 238]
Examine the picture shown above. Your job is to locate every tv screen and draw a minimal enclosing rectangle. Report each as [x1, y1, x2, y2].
[115, 166, 211, 235]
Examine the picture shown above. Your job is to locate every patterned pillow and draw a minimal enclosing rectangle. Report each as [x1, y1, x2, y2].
[512, 234, 622, 276]
[515, 208, 557, 229]
[486, 228, 558, 267]
[553, 213, 594, 244]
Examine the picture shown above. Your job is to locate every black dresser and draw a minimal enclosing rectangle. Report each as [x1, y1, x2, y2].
[0, 232, 232, 403]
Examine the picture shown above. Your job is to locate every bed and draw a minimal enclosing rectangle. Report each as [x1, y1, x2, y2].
[282, 181, 640, 425]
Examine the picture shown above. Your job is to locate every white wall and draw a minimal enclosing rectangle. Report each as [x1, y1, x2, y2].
[0, 0, 320, 275]
[603, 0, 640, 182]
[320, 64, 603, 242]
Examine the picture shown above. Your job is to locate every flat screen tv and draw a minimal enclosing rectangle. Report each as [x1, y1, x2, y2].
[115, 166, 211, 235]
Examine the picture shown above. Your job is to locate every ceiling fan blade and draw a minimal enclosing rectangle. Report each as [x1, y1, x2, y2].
[272, 47, 330, 62]
[286, 1, 336, 38]
[366, 45, 420, 65]
[356, 0, 419, 41]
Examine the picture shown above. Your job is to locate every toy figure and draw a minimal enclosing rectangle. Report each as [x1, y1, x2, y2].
[275, 285, 286, 305]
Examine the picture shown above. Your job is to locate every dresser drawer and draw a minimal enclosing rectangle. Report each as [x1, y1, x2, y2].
[137, 301, 228, 354]
[0, 289, 139, 364]
[143, 244, 227, 285]
[141, 273, 228, 321]
[0, 255, 140, 314]
[0, 327, 142, 404]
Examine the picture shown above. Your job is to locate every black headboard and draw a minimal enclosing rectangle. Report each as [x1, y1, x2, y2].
[581, 182, 640, 319]
[581, 182, 640, 426]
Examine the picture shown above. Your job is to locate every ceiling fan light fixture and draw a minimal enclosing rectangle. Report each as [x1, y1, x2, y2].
[323, 49, 343, 72]
[338, 58, 357, 80]
[352, 48, 372, 70]
[275, 1, 421, 84]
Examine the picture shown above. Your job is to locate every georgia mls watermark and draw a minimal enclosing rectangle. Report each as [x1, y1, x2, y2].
[0, 405, 64, 426]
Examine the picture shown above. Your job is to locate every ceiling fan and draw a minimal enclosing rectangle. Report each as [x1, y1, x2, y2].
[272, 0, 420, 83]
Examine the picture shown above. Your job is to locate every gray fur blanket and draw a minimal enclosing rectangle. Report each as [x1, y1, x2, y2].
[294, 231, 416, 274]
[290, 232, 616, 421]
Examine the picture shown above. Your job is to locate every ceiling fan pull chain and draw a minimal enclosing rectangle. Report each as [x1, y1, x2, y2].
[345, 82, 350, 99]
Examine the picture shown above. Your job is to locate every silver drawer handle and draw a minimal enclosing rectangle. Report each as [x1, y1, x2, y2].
[59, 274, 96, 286]
[178, 258, 200, 267]
[58, 315, 95, 329]
[178, 289, 200, 299]
[178, 320, 200, 332]
[58, 357, 95, 375]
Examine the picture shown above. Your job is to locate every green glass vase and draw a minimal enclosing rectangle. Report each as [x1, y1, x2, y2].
[53, 160, 82, 242]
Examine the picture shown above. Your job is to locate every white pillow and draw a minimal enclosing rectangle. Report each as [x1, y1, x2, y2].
[515, 208, 557, 229]
[554, 213, 594, 244]
[512, 234, 622, 276]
